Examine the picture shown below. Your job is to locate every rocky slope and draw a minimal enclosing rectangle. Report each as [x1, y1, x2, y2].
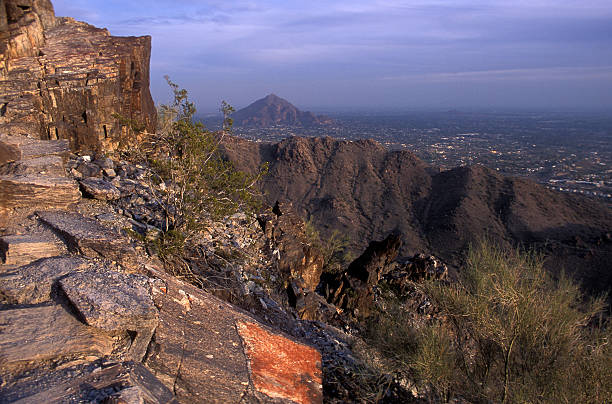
[0, 2, 334, 403]
[232, 94, 332, 127]
[0, 0, 156, 153]
[0, 126, 330, 404]
[221, 135, 612, 294]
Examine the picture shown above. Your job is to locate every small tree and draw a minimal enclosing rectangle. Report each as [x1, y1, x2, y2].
[417, 240, 611, 403]
[136, 77, 268, 262]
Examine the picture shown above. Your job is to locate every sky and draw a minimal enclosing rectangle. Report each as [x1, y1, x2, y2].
[52, 0, 612, 113]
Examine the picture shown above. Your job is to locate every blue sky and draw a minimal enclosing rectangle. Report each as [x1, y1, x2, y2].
[52, 0, 612, 112]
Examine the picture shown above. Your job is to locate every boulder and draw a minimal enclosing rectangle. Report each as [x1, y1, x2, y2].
[0, 305, 113, 370]
[59, 269, 158, 361]
[0, 134, 69, 165]
[0, 233, 62, 266]
[37, 210, 137, 266]
[0, 255, 89, 304]
[0, 175, 81, 210]
[0, 155, 66, 176]
[80, 177, 121, 200]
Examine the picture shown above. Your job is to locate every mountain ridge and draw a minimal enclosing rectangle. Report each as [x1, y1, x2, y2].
[220, 135, 612, 294]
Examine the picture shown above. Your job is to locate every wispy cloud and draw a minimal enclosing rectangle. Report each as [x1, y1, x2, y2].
[380, 66, 612, 82]
[51, 0, 612, 109]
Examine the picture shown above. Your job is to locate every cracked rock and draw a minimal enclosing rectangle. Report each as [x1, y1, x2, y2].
[80, 177, 121, 200]
[59, 269, 158, 362]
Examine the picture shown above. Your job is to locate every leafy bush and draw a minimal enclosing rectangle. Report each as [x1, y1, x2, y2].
[366, 240, 611, 403]
[123, 77, 267, 265]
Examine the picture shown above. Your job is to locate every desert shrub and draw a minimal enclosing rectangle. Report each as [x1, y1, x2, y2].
[366, 240, 611, 403]
[121, 77, 267, 266]
[304, 219, 354, 274]
[423, 240, 610, 403]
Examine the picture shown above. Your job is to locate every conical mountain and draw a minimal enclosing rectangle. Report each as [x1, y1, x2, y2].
[232, 94, 331, 127]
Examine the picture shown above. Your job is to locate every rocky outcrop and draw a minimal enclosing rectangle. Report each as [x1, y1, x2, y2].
[322, 234, 402, 319]
[0, 1, 155, 152]
[0, 132, 80, 224]
[233, 94, 332, 127]
[0, 1, 55, 65]
[0, 127, 323, 404]
[258, 202, 337, 321]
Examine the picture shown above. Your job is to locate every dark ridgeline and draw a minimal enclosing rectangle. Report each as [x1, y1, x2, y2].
[232, 94, 332, 127]
[221, 135, 612, 296]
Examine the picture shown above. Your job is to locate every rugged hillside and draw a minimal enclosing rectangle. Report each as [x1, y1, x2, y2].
[0, 3, 328, 403]
[0, 0, 156, 152]
[221, 135, 612, 292]
[233, 94, 332, 127]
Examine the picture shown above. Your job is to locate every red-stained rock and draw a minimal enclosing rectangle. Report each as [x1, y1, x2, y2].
[237, 321, 323, 404]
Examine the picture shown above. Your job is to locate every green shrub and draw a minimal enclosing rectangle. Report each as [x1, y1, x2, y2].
[366, 240, 611, 403]
[304, 220, 354, 274]
[122, 77, 267, 266]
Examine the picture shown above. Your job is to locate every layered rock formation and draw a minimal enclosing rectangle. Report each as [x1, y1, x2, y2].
[233, 94, 332, 127]
[0, 2, 326, 402]
[221, 135, 612, 294]
[0, 0, 155, 152]
[0, 135, 323, 403]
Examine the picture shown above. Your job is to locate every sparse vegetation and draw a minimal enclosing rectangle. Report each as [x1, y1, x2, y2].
[304, 219, 354, 274]
[365, 240, 611, 403]
[119, 77, 268, 270]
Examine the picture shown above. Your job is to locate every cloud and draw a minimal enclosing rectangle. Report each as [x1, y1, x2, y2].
[380, 66, 612, 83]
[51, 0, 612, 109]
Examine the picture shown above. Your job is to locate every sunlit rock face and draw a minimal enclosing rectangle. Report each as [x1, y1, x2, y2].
[0, 0, 156, 153]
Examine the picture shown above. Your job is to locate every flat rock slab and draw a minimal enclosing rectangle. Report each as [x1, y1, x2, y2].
[0, 305, 113, 370]
[0, 155, 66, 176]
[79, 177, 121, 200]
[0, 134, 70, 165]
[0, 234, 63, 267]
[237, 321, 323, 404]
[3, 361, 177, 404]
[36, 210, 137, 266]
[0, 256, 89, 304]
[59, 269, 158, 361]
[144, 267, 323, 404]
[0, 175, 81, 210]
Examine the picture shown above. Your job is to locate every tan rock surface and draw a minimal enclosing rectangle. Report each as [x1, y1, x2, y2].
[0, 304, 114, 369]
[0, 175, 81, 210]
[0, 2, 155, 152]
[145, 267, 323, 404]
[0, 233, 62, 266]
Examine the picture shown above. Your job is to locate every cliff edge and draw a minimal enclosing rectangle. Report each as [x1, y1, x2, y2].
[0, 0, 156, 152]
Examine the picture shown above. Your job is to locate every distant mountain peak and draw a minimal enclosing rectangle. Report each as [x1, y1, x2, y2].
[232, 94, 332, 127]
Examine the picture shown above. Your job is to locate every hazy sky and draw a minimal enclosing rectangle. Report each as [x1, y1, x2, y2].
[52, 0, 612, 112]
